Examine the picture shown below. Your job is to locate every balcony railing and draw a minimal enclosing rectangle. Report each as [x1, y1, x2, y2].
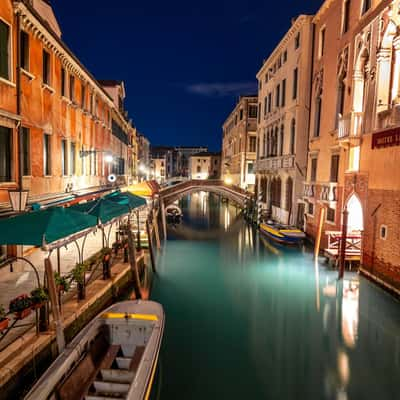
[255, 155, 295, 172]
[338, 112, 363, 139]
[320, 182, 338, 202]
[303, 182, 315, 198]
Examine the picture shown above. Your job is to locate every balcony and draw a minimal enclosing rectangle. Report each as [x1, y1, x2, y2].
[255, 155, 295, 172]
[319, 182, 338, 202]
[303, 182, 315, 198]
[338, 112, 363, 145]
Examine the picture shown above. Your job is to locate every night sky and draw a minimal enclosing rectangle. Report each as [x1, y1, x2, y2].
[52, 1, 322, 151]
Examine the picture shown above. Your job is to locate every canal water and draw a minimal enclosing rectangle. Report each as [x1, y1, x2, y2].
[151, 192, 400, 400]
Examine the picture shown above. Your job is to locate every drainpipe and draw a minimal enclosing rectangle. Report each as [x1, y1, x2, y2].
[16, 11, 23, 200]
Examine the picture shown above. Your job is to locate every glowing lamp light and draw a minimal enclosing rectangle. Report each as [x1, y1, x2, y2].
[224, 176, 233, 185]
[105, 154, 114, 163]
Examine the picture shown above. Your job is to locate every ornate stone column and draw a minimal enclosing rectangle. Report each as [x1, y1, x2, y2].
[392, 36, 400, 104]
[376, 48, 392, 113]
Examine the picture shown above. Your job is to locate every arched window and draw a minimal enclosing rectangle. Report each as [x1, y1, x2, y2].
[285, 177, 293, 211]
[276, 177, 282, 208]
[274, 126, 279, 156]
[290, 119, 296, 155]
[279, 124, 284, 156]
[261, 177, 267, 202]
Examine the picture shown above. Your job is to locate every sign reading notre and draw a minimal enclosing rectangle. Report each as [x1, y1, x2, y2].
[372, 128, 400, 149]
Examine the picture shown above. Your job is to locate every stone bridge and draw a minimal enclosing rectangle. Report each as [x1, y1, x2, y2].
[159, 179, 253, 207]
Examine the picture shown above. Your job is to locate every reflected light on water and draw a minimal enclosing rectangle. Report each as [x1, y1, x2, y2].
[341, 279, 359, 348]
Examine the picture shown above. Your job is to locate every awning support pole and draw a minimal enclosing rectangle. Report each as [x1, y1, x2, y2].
[45, 257, 65, 353]
[161, 199, 167, 240]
[153, 209, 161, 250]
[127, 224, 141, 299]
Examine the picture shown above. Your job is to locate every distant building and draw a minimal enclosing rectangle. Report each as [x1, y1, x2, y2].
[222, 96, 258, 191]
[137, 134, 151, 181]
[150, 146, 208, 181]
[189, 152, 221, 180]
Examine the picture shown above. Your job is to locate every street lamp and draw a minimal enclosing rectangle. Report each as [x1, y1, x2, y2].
[104, 154, 114, 163]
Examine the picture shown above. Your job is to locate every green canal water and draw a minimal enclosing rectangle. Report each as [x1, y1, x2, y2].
[151, 192, 400, 400]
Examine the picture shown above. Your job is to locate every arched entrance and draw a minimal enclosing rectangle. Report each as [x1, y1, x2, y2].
[346, 194, 363, 233]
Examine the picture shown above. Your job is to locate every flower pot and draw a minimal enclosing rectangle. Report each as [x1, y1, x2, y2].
[0, 318, 9, 332]
[15, 308, 32, 320]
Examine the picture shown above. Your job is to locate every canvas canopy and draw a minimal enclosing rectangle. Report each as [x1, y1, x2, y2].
[125, 181, 159, 197]
[0, 207, 97, 247]
[105, 191, 147, 210]
[70, 198, 130, 225]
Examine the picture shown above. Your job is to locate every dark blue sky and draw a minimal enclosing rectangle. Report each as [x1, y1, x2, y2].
[52, 0, 322, 151]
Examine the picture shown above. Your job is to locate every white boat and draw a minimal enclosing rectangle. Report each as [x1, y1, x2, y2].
[165, 204, 182, 220]
[25, 300, 164, 400]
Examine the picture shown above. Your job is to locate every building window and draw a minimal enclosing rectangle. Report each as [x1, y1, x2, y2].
[380, 225, 388, 240]
[81, 83, 86, 109]
[281, 79, 286, 107]
[336, 80, 346, 127]
[293, 68, 298, 100]
[279, 124, 284, 156]
[20, 31, 29, 71]
[69, 74, 75, 101]
[314, 93, 322, 137]
[258, 103, 261, 123]
[290, 119, 296, 154]
[319, 28, 326, 58]
[239, 109, 243, 120]
[61, 139, 68, 176]
[343, 0, 351, 34]
[249, 105, 257, 118]
[264, 96, 268, 116]
[275, 84, 280, 108]
[43, 133, 51, 175]
[0, 20, 10, 80]
[310, 158, 318, 182]
[247, 162, 254, 174]
[70, 142, 76, 175]
[327, 207, 335, 223]
[283, 50, 287, 63]
[42, 49, 51, 85]
[268, 92, 272, 113]
[249, 136, 256, 152]
[330, 154, 340, 182]
[362, 0, 371, 15]
[308, 202, 314, 215]
[61, 68, 66, 96]
[21, 127, 30, 176]
[0, 126, 11, 182]
[197, 165, 201, 173]
[295, 33, 300, 49]
[285, 177, 293, 211]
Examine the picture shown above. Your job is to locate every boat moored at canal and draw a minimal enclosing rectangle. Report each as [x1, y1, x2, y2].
[259, 222, 306, 245]
[25, 300, 164, 400]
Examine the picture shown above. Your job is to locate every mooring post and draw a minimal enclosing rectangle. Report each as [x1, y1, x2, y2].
[257, 192, 262, 226]
[45, 257, 65, 353]
[160, 199, 167, 240]
[146, 218, 156, 273]
[338, 206, 349, 280]
[153, 209, 161, 249]
[127, 224, 141, 299]
[314, 206, 325, 260]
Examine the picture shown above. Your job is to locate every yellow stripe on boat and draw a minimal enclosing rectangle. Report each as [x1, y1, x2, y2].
[102, 312, 158, 321]
[281, 229, 303, 234]
[260, 224, 285, 238]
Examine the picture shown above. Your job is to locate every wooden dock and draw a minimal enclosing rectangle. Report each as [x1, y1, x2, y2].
[324, 231, 361, 268]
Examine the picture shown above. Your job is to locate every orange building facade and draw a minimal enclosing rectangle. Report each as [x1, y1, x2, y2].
[0, 0, 136, 210]
[304, 0, 400, 293]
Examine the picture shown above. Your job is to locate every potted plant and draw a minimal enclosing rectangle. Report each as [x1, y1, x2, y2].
[9, 294, 32, 319]
[72, 263, 86, 300]
[0, 305, 9, 332]
[101, 247, 112, 280]
[30, 287, 49, 309]
[55, 272, 70, 293]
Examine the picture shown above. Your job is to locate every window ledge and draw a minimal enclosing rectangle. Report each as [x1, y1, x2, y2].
[41, 83, 55, 94]
[61, 96, 71, 104]
[44, 175, 53, 178]
[325, 220, 337, 226]
[0, 182, 17, 187]
[0, 77, 16, 88]
[21, 68, 35, 81]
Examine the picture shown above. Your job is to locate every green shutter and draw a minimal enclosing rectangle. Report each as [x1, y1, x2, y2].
[0, 21, 9, 79]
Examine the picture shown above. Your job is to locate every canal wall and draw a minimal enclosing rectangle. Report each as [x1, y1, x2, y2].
[0, 254, 146, 399]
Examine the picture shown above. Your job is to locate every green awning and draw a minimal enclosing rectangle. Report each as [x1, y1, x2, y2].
[105, 191, 147, 210]
[70, 198, 130, 224]
[0, 207, 97, 246]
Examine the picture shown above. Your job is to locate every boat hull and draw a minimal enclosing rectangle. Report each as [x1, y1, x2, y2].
[259, 223, 305, 245]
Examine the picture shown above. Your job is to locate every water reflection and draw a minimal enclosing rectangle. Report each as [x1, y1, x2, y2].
[153, 194, 400, 400]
